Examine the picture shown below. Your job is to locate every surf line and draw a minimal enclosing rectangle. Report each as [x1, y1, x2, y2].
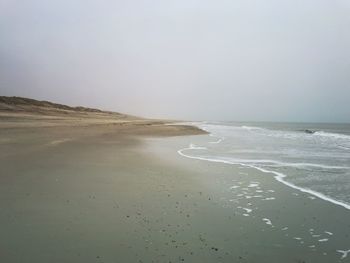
[177, 144, 350, 211]
[208, 134, 225, 144]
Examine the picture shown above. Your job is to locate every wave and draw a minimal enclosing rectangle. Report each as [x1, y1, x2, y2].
[314, 131, 350, 140]
[178, 145, 350, 211]
[189, 144, 207, 150]
[251, 165, 350, 210]
[217, 158, 349, 170]
[239, 125, 313, 140]
[208, 134, 225, 144]
[337, 145, 350, 150]
[241, 125, 265, 131]
[223, 124, 350, 142]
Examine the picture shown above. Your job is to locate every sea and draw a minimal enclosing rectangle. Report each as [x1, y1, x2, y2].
[179, 122, 350, 210]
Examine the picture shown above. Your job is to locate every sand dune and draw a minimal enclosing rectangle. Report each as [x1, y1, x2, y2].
[0, 96, 206, 136]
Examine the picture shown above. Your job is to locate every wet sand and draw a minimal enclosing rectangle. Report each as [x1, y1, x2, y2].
[1, 119, 350, 262]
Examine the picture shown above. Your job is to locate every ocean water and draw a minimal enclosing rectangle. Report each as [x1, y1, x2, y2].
[179, 122, 350, 210]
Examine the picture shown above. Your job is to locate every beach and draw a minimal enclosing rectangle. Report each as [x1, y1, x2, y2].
[1, 113, 349, 262]
[2, 0, 349, 261]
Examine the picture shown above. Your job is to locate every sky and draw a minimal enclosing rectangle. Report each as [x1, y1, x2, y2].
[1, 0, 350, 122]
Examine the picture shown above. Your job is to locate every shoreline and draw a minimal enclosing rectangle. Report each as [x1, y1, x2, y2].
[149, 135, 350, 262]
[178, 141, 350, 211]
[186, 123, 350, 211]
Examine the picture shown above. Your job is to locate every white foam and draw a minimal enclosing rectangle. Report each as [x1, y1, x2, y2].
[219, 153, 345, 169]
[240, 124, 350, 142]
[337, 249, 350, 259]
[242, 208, 252, 213]
[325, 231, 333, 236]
[270, 162, 349, 170]
[282, 227, 288, 231]
[191, 144, 349, 171]
[338, 145, 350, 150]
[318, 238, 329, 242]
[263, 197, 276, 201]
[246, 166, 350, 210]
[209, 138, 224, 144]
[248, 183, 259, 188]
[177, 142, 350, 211]
[241, 126, 264, 131]
[314, 131, 350, 140]
[189, 144, 207, 150]
[262, 218, 273, 226]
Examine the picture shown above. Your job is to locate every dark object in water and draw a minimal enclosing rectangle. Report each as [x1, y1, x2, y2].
[304, 129, 315, 134]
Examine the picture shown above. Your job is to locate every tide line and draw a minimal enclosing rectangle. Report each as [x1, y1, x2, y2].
[177, 144, 350, 211]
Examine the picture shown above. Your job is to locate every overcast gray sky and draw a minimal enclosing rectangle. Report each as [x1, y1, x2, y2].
[1, 0, 350, 122]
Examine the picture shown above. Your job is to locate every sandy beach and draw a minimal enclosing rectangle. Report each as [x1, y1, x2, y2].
[1, 99, 350, 262]
[2, 0, 349, 261]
